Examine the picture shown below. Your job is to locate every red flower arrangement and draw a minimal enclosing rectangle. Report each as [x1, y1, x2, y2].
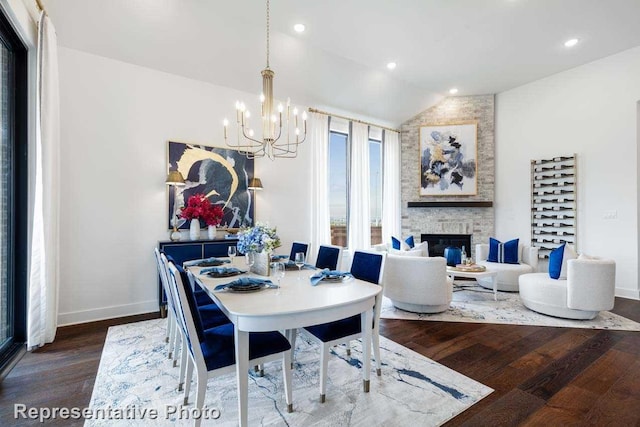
[180, 194, 224, 226]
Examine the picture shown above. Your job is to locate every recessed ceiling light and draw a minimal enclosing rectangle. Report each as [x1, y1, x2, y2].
[386, 62, 397, 70]
[449, 88, 458, 94]
[564, 38, 579, 48]
[294, 23, 305, 33]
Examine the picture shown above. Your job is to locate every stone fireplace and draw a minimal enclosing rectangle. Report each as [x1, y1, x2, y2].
[400, 95, 496, 258]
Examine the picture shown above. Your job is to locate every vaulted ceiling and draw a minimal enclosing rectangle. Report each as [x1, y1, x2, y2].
[43, 0, 640, 126]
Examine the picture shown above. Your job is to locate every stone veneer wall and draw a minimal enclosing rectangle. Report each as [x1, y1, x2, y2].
[400, 95, 495, 258]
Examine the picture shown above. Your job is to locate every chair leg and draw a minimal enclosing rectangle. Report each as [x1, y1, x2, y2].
[167, 313, 175, 359]
[173, 327, 185, 367]
[165, 311, 173, 344]
[194, 370, 207, 427]
[372, 332, 381, 376]
[173, 330, 181, 367]
[283, 351, 293, 413]
[287, 329, 297, 369]
[183, 358, 194, 405]
[178, 337, 188, 391]
[319, 344, 330, 403]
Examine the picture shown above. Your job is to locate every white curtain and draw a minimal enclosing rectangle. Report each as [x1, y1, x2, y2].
[28, 12, 60, 348]
[309, 112, 331, 257]
[348, 122, 371, 252]
[382, 130, 401, 242]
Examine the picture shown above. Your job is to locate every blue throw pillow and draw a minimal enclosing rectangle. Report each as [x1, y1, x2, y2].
[548, 243, 577, 280]
[391, 236, 402, 250]
[487, 237, 519, 264]
[391, 236, 415, 250]
[405, 235, 415, 249]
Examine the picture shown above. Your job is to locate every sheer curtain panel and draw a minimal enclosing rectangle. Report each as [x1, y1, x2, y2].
[347, 122, 371, 252]
[309, 112, 331, 256]
[381, 130, 401, 242]
[28, 12, 60, 348]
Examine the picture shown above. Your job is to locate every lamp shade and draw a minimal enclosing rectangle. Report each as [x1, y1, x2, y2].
[166, 170, 185, 186]
[248, 177, 263, 190]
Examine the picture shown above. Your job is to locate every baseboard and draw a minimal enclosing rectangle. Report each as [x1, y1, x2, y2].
[57, 300, 159, 326]
[615, 287, 640, 300]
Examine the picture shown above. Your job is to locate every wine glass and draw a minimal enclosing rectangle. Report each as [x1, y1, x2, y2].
[271, 262, 285, 293]
[245, 252, 255, 271]
[294, 252, 305, 279]
[228, 246, 237, 265]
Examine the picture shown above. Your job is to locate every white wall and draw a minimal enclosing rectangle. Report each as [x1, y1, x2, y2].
[57, 47, 314, 324]
[495, 46, 640, 299]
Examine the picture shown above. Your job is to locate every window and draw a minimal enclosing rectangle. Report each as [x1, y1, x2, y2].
[369, 138, 382, 245]
[329, 131, 348, 247]
[328, 126, 383, 247]
[0, 8, 28, 374]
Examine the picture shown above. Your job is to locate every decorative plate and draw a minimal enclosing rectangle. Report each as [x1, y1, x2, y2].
[207, 270, 244, 278]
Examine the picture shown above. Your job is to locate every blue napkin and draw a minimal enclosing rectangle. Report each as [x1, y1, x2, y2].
[214, 277, 276, 291]
[310, 269, 353, 286]
[202, 266, 245, 275]
[183, 257, 230, 267]
[270, 254, 290, 260]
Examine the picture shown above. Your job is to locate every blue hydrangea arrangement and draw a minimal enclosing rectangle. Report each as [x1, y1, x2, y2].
[237, 223, 281, 253]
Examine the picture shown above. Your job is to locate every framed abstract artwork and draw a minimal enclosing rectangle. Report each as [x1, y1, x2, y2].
[167, 141, 255, 230]
[419, 122, 478, 196]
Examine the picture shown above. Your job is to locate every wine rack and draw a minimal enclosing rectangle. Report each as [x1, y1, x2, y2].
[530, 154, 577, 259]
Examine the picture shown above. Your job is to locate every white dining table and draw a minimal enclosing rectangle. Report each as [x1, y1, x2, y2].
[188, 260, 382, 427]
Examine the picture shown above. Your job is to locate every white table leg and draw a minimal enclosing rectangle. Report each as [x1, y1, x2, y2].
[234, 328, 249, 427]
[361, 308, 372, 393]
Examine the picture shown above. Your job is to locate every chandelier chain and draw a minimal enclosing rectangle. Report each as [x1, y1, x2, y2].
[266, 0, 270, 69]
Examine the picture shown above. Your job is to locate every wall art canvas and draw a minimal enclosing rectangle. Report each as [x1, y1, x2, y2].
[419, 122, 478, 196]
[167, 141, 255, 230]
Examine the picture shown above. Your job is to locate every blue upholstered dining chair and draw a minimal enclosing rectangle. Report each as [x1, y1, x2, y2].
[166, 264, 293, 426]
[161, 254, 231, 391]
[289, 241, 309, 261]
[315, 244, 342, 270]
[301, 250, 386, 403]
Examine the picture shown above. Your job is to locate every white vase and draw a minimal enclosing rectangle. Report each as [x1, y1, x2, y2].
[189, 219, 201, 241]
[207, 225, 217, 240]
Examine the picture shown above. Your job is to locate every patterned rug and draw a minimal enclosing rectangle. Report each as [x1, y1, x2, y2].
[381, 284, 640, 331]
[86, 319, 492, 426]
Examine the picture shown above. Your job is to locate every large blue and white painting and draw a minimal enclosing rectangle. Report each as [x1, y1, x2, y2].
[419, 123, 477, 196]
[167, 141, 255, 230]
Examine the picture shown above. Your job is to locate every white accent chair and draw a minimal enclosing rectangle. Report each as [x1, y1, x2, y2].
[519, 257, 616, 320]
[475, 243, 539, 292]
[382, 254, 453, 313]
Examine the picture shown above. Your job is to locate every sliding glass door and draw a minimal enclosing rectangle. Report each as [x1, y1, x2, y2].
[0, 7, 27, 373]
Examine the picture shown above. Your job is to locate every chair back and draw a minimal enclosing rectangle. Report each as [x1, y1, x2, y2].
[166, 261, 206, 364]
[156, 249, 179, 317]
[315, 245, 342, 270]
[350, 251, 386, 336]
[350, 251, 385, 285]
[289, 242, 309, 261]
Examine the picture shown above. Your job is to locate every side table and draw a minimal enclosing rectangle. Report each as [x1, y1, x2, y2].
[446, 267, 499, 301]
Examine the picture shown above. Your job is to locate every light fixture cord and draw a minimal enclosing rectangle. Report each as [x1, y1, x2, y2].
[266, 0, 270, 69]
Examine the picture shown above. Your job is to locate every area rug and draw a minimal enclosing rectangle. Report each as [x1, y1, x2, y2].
[381, 284, 640, 331]
[86, 319, 492, 426]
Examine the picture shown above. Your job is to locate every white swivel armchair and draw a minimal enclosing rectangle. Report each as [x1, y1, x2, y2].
[382, 254, 453, 313]
[475, 243, 539, 292]
[519, 257, 616, 320]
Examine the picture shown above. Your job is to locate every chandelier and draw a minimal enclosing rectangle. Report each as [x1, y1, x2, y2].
[223, 0, 307, 160]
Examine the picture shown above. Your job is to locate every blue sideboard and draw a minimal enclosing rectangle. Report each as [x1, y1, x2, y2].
[157, 238, 238, 315]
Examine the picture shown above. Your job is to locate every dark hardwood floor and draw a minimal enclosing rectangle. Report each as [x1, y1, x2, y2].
[1, 299, 639, 426]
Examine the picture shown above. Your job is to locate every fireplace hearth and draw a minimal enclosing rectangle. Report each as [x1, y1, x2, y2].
[421, 234, 472, 257]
